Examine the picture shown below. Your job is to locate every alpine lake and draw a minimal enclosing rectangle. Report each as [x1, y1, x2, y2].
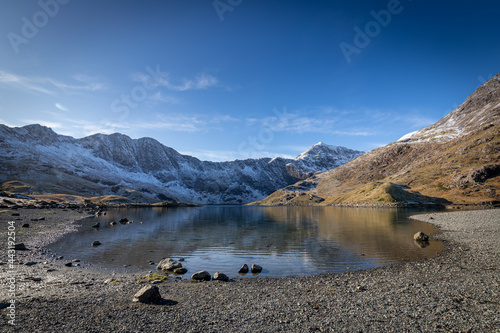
[48, 206, 445, 278]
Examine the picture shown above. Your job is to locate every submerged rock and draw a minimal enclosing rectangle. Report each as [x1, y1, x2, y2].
[251, 264, 263, 274]
[91, 241, 101, 246]
[173, 267, 187, 275]
[413, 231, 429, 242]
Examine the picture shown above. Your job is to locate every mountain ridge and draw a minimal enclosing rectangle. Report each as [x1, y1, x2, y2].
[0, 124, 363, 204]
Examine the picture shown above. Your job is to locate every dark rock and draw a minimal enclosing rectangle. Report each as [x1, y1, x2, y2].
[213, 272, 229, 282]
[191, 270, 211, 281]
[22, 223, 30, 228]
[413, 231, 429, 242]
[11, 213, 20, 216]
[133, 285, 162, 303]
[91, 223, 100, 228]
[64, 262, 73, 267]
[25, 262, 37, 266]
[251, 264, 263, 274]
[119, 218, 128, 223]
[91, 241, 101, 246]
[109, 221, 117, 225]
[173, 267, 187, 275]
[14, 243, 26, 250]
[238, 264, 249, 274]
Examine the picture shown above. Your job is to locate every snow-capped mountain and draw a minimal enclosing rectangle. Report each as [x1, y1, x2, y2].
[0, 124, 364, 204]
[398, 74, 500, 143]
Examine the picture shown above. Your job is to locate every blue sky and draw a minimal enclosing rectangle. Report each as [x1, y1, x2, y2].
[0, 0, 499, 161]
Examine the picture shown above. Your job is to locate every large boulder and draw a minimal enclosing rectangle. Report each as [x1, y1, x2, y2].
[157, 258, 182, 271]
[213, 272, 229, 282]
[191, 270, 211, 281]
[133, 285, 161, 303]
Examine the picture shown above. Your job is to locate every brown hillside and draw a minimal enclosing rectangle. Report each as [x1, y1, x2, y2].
[253, 73, 500, 207]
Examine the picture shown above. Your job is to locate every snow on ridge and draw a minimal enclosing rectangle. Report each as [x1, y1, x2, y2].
[1, 124, 364, 204]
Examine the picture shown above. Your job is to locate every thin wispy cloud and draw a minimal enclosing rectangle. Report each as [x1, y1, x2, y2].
[129, 113, 239, 133]
[144, 92, 181, 106]
[0, 70, 108, 96]
[132, 71, 219, 92]
[250, 109, 374, 136]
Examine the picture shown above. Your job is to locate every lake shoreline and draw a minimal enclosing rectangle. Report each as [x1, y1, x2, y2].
[1, 207, 498, 331]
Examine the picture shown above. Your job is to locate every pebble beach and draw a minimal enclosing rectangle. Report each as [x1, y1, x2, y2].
[0, 208, 498, 332]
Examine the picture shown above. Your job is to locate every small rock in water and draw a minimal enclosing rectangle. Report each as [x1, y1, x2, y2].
[191, 270, 211, 281]
[92, 241, 101, 246]
[72, 259, 80, 263]
[238, 264, 249, 274]
[251, 264, 263, 274]
[92, 223, 100, 228]
[213, 272, 229, 282]
[133, 285, 162, 303]
[109, 221, 117, 225]
[413, 231, 429, 242]
[119, 218, 128, 223]
[157, 258, 182, 271]
[64, 262, 73, 267]
[173, 267, 187, 275]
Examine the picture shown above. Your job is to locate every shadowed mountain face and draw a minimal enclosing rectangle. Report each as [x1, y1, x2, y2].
[0, 125, 363, 204]
[255, 73, 500, 207]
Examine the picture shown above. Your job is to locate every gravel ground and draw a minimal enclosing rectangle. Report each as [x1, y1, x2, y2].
[0, 208, 499, 332]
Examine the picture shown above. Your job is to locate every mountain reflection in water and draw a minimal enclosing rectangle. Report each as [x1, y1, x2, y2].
[48, 206, 444, 278]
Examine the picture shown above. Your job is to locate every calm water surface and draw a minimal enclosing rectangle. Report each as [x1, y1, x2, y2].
[48, 206, 444, 278]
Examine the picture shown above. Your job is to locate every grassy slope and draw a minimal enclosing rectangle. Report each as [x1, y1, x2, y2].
[253, 122, 499, 206]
